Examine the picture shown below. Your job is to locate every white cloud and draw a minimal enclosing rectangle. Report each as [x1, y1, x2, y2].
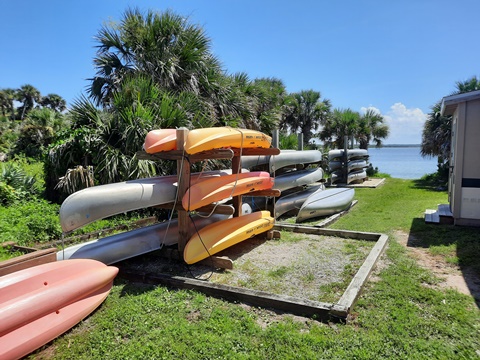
[361, 103, 427, 144]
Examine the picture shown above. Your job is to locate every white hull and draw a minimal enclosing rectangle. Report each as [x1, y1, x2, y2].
[328, 149, 368, 161]
[331, 169, 367, 184]
[273, 167, 324, 192]
[57, 214, 229, 264]
[329, 159, 368, 172]
[274, 185, 324, 218]
[296, 188, 355, 222]
[242, 150, 322, 173]
[60, 170, 238, 233]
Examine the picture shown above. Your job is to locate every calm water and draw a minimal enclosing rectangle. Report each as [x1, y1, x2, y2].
[367, 146, 438, 179]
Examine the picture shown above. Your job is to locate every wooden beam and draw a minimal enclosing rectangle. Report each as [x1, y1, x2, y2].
[334, 234, 389, 313]
[248, 189, 281, 197]
[232, 147, 280, 156]
[137, 149, 234, 162]
[0, 248, 57, 276]
[176, 128, 191, 253]
[118, 269, 338, 322]
[232, 155, 242, 217]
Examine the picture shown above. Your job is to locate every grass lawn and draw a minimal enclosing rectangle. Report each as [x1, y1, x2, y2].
[26, 178, 480, 359]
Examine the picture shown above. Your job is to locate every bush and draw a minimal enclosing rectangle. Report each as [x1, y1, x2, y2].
[0, 199, 61, 246]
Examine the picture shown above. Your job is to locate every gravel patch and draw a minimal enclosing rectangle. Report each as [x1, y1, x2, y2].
[119, 232, 373, 303]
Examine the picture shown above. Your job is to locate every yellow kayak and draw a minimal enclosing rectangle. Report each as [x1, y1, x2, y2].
[185, 127, 272, 154]
[184, 211, 274, 264]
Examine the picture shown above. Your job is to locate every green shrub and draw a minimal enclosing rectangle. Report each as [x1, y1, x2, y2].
[0, 199, 61, 245]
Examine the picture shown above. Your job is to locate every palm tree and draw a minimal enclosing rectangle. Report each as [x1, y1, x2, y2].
[40, 94, 67, 113]
[318, 108, 359, 148]
[0, 88, 16, 119]
[16, 84, 41, 120]
[281, 90, 331, 145]
[89, 8, 222, 107]
[356, 109, 389, 149]
[421, 76, 480, 162]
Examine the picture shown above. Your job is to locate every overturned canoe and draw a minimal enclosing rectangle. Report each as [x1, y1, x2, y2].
[274, 185, 324, 218]
[328, 149, 368, 161]
[242, 149, 322, 173]
[296, 188, 355, 222]
[273, 167, 324, 192]
[144, 129, 177, 153]
[60, 170, 238, 233]
[57, 213, 231, 264]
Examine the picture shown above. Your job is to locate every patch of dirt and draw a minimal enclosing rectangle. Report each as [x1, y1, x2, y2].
[394, 230, 480, 301]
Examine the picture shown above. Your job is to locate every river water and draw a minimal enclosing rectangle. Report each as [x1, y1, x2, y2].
[366, 146, 438, 179]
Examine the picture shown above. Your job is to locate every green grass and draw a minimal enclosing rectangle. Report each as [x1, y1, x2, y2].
[18, 177, 480, 358]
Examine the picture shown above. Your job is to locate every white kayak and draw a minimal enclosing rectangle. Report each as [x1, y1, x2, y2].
[59, 170, 242, 233]
[56, 214, 230, 264]
[242, 150, 322, 173]
[273, 167, 324, 192]
[274, 185, 324, 218]
[329, 159, 368, 172]
[331, 169, 368, 184]
[296, 188, 355, 223]
[328, 149, 368, 161]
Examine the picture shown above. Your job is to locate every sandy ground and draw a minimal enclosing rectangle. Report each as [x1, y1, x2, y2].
[394, 230, 480, 301]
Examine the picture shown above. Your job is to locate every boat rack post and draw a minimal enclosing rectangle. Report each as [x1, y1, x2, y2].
[176, 128, 191, 252]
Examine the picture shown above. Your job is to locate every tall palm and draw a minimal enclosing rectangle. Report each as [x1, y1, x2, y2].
[0, 88, 16, 119]
[40, 94, 67, 113]
[16, 84, 41, 120]
[319, 108, 359, 148]
[282, 90, 331, 145]
[356, 109, 389, 149]
[421, 76, 480, 161]
[89, 7, 222, 107]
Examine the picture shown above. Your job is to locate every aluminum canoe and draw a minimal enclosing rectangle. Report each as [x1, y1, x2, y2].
[296, 188, 355, 222]
[273, 167, 324, 192]
[57, 213, 231, 264]
[331, 169, 368, 184]
[328, 149, 368, 161]
[60, 170, 239, 233]
[241, 149, 322, 173]
[274, 185, 324, 218]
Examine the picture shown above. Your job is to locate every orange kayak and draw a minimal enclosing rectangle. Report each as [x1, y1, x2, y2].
[0, 259, 118, 360]
[184, 211, 274, 264]
[182, 171, 273, 211]
[143, 127, 272, 154]
[144, 129, 177, 153]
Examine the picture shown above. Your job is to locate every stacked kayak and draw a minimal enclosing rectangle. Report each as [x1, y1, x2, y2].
[328, 149, 369, 184]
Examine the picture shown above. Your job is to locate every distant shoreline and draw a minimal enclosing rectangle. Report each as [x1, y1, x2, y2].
[370, 144, 420, 148]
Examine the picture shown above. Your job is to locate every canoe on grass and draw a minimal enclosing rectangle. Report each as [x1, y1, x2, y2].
[60, 169, 240, 233]
[182, 171, 273, 211]
[184, 211, 274, 264]
[57, 213, 233, 264]
[274, 185, 324, 218]
[296, 188, 355, 223]
[0, 259, 117, 360]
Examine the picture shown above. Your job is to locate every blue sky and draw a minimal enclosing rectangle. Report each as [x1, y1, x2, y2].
[1, 0, 479, 144]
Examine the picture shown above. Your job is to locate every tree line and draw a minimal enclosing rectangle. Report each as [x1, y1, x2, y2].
[2, 7, 474, 203]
